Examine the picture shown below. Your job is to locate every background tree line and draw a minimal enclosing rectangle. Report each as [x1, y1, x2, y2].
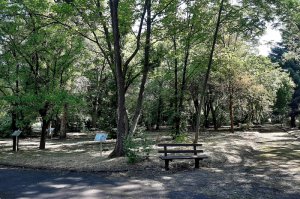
[0, 0, 299, 157]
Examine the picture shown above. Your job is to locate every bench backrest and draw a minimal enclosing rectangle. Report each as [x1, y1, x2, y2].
[158, 143, 203, 156]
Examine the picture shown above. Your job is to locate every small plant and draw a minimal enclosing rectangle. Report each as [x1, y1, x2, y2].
[174, 133, 188, 143]
[124, 137, 141, 164]
[124, 129, 153, 164]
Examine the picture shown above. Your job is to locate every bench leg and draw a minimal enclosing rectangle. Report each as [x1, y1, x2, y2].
[195, 159, 199, 169]
[165, 160, 170, 170]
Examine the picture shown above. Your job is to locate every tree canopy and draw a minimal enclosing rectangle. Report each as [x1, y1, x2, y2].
[0, 0, 299, 157]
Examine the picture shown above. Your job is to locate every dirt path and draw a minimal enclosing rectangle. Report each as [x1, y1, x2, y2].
[192, 128, 300, 198]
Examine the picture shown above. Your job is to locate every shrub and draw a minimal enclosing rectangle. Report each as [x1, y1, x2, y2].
[124, 130, 153, 164]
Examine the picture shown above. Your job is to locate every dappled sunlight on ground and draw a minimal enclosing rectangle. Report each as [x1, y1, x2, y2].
[0, 127, 299, 198]
[196, 128, 300, 198]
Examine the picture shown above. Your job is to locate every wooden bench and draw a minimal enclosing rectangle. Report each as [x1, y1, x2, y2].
[158, 143, 208, 170]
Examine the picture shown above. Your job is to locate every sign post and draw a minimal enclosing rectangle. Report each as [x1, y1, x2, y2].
[94, 133, 108, 156]
[11, 130, 22, 152]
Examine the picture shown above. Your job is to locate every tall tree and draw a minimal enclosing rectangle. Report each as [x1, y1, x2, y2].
[129, 0, 152, 136]
[194, 0, 224, 142]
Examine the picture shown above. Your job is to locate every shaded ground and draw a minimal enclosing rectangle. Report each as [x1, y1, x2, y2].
[0, 167, 168, 199]
[0, 125, 299, 198]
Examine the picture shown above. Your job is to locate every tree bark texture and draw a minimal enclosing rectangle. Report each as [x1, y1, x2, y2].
[109, 0, 126, 157]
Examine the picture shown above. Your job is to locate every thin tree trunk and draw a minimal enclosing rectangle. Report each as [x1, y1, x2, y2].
[109, 0, 126, 157]
[12, 50, 19, 131]
[229, 87, 234, 133]
[209, 99, 218, 130]
[193, 98, 200, 132]
[173, 36, 180, 136]
[91, 109, 97, 128]
[11, 113, 17, 131]
[60, 103, 68, 139]
[194, 0, 224, 143]
[91, 97, 99, 128]
[204, 98, 210, 128]
[129, 0, 152, 136]
[156, 94, 163, 130]
[177, 4, 192, 135]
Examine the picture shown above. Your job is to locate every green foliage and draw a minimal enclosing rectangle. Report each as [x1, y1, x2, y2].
[0, 0, 299, 153]
[125, 130, 152, 164]
[209, 41, 293, 125]
[0, 106, 12, 138]
[274, 82, 293, 116]
[174, 133, 188, 143]
[124, 137, 141, 164]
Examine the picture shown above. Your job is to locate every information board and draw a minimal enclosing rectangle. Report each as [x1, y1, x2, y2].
[94, 133, 108, 142]
[11, 130, 22, 137]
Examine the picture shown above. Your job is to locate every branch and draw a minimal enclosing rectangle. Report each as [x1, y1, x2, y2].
[123, 0, 147, 73]
[33, 13, 98, 44]
[0, 87, 8, 96]
[125, 70, 142, 92]
[151, 0, 175, 21]
[96, 0, 114, 63]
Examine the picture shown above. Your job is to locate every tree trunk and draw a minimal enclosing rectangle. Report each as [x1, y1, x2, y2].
[91, 98, 99, 128]
[156, 94, 163, 130]
[209, 99, 218, 130]
[192, 98, 200, 132]
[39, 103, 49, 150]
[109, 0, 126, 157]
[291, 113, 296, 128]
[229, 88, 234, 133]
[177, 7, 192, 135]
[129, 0, 152, 136]
[11, 50, 19, 132]
[40, 118, 50, 150]
[11, 112, 17, 131]
[194, 0, 224, 143]
[60, 103, 68, 139]
[204, 98, 210, 128]
[172, 36, 180, 136]
[91, 110, 97, 128]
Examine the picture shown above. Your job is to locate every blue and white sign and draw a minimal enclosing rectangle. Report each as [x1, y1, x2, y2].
[94, 133, 108, 142]
[11, 130, 22, 137]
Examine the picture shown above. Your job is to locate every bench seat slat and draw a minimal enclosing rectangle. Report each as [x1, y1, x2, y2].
[158, 150, 204, 153]
[159, 155, 208, 160]
[158, 143, 202, 147]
